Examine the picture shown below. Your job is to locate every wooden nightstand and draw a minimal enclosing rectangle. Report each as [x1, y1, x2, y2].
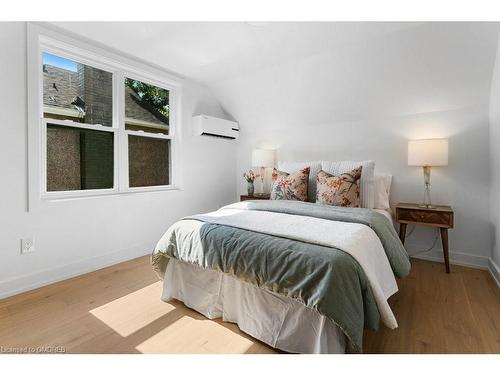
[395, 203, 454, 273]
[240, 193, 270, 201]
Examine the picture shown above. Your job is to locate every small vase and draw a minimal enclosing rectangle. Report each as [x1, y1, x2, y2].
[247, 181, 254, 196]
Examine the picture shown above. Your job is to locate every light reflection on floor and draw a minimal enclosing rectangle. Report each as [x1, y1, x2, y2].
[89, 281, 257, 354]
[135, 315, 255, 354]
[89, 281, 173, 337]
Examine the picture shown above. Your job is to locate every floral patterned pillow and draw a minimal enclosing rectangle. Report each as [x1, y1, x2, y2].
[270, 167, 310, 201]
[316, 167, 362, 207]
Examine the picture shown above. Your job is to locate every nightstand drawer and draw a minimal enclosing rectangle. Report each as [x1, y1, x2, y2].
[396, 208, 453, 228]
[240, 193, 270, 201]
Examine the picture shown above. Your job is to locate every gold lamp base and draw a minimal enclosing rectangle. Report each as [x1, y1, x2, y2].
[421, 165, 433, 207]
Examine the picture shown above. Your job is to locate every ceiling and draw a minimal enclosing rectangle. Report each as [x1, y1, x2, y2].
[51, 22, 423, 84]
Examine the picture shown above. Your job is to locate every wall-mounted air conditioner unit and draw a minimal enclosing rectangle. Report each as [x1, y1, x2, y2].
[193, 115, 239, 140]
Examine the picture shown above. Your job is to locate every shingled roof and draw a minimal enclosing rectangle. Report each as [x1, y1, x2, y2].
[124, 87, 169, 126]
[43, 65, 79, 110]
[43, 64, 168, 129]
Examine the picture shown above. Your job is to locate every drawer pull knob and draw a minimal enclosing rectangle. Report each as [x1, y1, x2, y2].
[420, 215, 425, 219]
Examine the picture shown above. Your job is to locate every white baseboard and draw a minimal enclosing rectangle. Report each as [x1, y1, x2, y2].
[406, 245, 490, 270]
[488, 258, 500, 288]
[0, 245, 151, 300]
[406, 244, 499, 288]
[3, 243, 498, 300]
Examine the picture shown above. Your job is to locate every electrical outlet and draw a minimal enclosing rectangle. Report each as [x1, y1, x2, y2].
[21, 238, 35, 254]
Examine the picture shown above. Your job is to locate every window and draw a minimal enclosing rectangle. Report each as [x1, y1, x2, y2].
[30, 28, 180, 203]
[43, 52, 113, 126]
[124, 78, 172, 188]
[46, 123, 114, 191]
[128, 135, 170, 187]
[42, 53, 115, 192]
[125, 78, 169, 134]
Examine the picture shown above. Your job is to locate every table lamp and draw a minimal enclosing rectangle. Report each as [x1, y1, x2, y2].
[252, 149, 275, 194]
[408, 139, 448, 208]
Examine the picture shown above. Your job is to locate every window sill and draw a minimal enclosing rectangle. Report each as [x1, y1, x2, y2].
[40, 185, 181, 203]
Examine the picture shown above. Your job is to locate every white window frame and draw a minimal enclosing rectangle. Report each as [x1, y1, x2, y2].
[121, 72, 178, 193]
[27, 23, 183, 211]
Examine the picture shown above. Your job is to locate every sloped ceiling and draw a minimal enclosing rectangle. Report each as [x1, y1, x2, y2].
[51, 22, 422, 84]
[51, 22, 500, 123]
[209, 22, 500, 124]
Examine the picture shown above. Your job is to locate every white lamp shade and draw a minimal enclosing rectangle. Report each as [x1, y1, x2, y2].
[408, 139, 448, 166]
[252, 149, 275, 168]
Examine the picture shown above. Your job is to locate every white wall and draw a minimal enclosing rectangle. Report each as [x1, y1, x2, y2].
[0, 22, 237, 298]
[489, 33, 500, 281]
[212, 23, 500, 267]
[2, 22, 500, 298]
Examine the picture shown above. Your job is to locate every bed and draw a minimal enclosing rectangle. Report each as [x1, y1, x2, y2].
[152, 200, 411, 353]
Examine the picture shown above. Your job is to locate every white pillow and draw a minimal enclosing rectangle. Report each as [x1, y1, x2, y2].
[374, 174, 392, 210]
[320, 160, 376, 208]
[277, 161, 321, 203]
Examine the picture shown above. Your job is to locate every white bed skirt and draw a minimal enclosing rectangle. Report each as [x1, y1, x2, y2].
[162, 258, 346, 354]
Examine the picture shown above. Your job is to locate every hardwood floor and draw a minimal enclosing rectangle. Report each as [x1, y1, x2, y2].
[364, 259, 500, 353]
[0, 256, 498, 354]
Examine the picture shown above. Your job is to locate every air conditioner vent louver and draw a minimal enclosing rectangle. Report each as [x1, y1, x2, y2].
[193, 115, 239, 140]
[201, 132, 236, 140]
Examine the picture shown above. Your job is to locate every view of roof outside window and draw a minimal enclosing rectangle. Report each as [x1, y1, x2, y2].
[43, 53, 171, 191]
